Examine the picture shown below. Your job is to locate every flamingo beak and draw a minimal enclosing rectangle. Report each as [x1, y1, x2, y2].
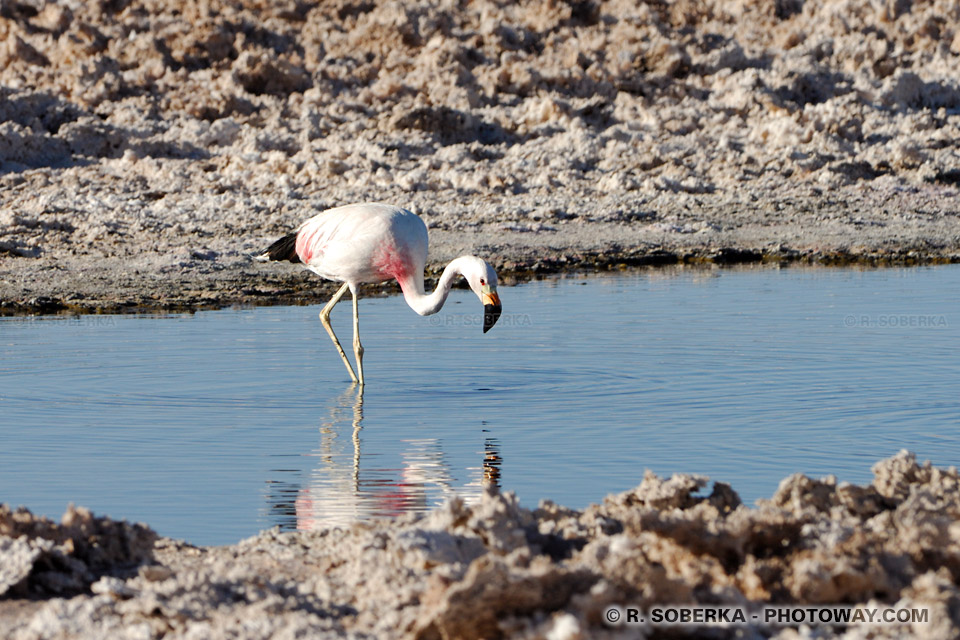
[482, 290, 501, 333]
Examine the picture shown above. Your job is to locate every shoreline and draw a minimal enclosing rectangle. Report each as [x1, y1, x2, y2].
[4, 249, 958, 316]
[4, 248, 959, 317]
[2, 451, 957, 639]
[4, 217, 960, 316]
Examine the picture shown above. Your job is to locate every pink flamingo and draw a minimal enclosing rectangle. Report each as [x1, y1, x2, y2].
[257, 203, 502, 384]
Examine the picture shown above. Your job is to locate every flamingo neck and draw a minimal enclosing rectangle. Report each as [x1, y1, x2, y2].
[400, 257, 471, 316]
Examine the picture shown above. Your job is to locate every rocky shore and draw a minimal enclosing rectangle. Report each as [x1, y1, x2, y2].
[2, 451, 958, 639]
[2, 0, 960, 313]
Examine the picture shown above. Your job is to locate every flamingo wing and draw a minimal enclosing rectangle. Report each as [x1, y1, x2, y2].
[292, 203, 427, 286]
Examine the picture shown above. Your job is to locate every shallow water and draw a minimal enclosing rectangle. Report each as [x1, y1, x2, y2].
[2, 265, 959, 545]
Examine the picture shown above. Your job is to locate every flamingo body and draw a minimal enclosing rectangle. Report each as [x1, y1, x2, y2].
[258, 203, 502, 384]
[295, 203, 427, 288]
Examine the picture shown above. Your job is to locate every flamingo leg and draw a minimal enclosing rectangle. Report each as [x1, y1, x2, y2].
[351, 286, 365, 386]
[319, 283, 358, 383]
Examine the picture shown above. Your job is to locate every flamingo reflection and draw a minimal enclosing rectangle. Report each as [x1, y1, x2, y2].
[269, 385, 501, 530]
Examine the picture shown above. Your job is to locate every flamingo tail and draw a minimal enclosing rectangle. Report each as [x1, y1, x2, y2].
[256, 233, 301, 263]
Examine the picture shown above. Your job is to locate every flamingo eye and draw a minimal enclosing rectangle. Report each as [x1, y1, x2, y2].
[480, 278, 485, 285]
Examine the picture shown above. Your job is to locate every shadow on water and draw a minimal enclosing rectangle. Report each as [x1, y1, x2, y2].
[264, 385, 502, 531]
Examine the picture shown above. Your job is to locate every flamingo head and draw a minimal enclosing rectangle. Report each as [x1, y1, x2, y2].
[462, 256, 502, 333]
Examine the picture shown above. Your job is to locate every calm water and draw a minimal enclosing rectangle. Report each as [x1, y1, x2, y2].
[2, 266, 959, 545]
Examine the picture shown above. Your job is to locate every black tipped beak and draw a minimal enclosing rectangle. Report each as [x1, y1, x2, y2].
[481, 290, 502, 333]
[483, 303, 502, 333]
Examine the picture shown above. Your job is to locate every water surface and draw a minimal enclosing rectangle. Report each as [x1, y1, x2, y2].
[2, 266, 959, 545]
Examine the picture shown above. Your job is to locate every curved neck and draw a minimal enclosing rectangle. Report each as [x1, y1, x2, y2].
[400, 256, 471, 316]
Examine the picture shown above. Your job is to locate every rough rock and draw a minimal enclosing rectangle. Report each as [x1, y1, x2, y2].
[0, 503, 156, 597]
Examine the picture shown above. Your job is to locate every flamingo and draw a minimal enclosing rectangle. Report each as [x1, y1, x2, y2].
[256, 203, 502, 385]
